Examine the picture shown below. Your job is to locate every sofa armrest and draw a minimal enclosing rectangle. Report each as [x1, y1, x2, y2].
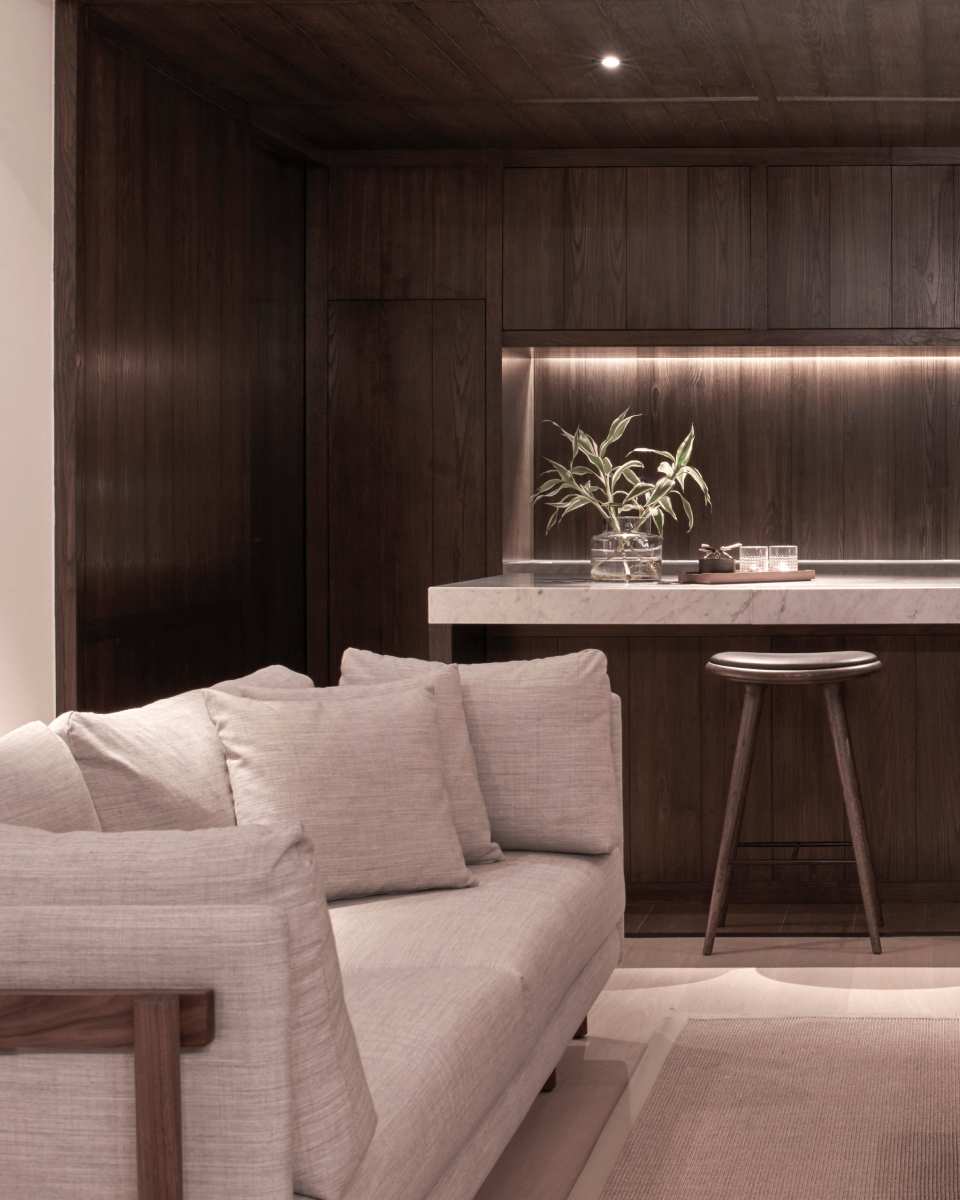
[0, 905, 292, 1200]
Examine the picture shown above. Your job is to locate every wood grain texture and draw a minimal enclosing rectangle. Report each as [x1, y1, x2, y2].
[700, 636, 773, 885]
[841, 634, 917, 883]
[328, 301, 381, 672]
[54, 0, 84, 714]
[841, 358, 896, 557]
[916, 635, 960, 880]
[630, 636, 701, 883]
[0, 989, 214, 1050]
[328, 167, 380, 299]
[484, 149, 502, 576]
[381, 167, 433, 298]
[739, 357, 792, 546]
[895, 356, 949, 558]
[306, 169, 329, 683]
[830, 165, 892, 327]
[750, 165, 767, 330]
[892, 164, 959, 327]
[790, 357, 844, 558]
[433, 167, 485, 299]
[626, 168, 687, 330]
[502, 168, 564, 329]
[433, 300, 486, 586]
[564, 167, 626, 330]
[134, 994, 184, 1200]
[380, 301, 433, 658]
[687, 167, 751, 328]
[767, 166, 830, 328]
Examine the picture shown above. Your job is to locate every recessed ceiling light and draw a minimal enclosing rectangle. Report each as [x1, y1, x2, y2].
[601, 55, 620, 69]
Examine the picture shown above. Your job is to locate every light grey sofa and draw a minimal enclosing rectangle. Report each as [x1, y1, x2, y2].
[0, 656, 625, 1200]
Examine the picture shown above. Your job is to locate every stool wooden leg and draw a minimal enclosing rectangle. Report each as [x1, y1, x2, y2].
[821, 682, 882, 955]
[704, 683, 767, 956]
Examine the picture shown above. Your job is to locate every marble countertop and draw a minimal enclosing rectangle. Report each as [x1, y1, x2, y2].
[428, 569, 960, 626]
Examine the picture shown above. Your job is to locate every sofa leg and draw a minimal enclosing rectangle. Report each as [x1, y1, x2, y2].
[541, 1068, 557, 1093]
[574, 1017, 588, 1039]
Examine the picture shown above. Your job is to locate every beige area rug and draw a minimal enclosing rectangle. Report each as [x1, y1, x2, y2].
[597, 1013, 960, 1200]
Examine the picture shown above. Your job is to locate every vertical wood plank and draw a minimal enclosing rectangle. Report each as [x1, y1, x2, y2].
[381, 167, 434, 300]
[485, 150, 503, 577]
[892, 164, 958, 328]
[770, 634, 847, 885]
[894, 358, 948, 559]
[767, 166, 830, 328]
[916, 636, 960, 881]
[328, 301, 380, 673]
[564, 167, 626, 330]
[533, 351, 638, 559]
[380, 301, 433, 659]
[750, 165, 767, 331]
[700, 635, 773, 884]
[306, 169, 329, 683]
[739, 357, 792, 546]
[626, 168, 687, 330]
[642, 355, 738, 560]
[134, 995, 183, 1200]
[328, 167, 380, 300]
[433, 300, 486, 586]
[688, 167, 751, 329]
[433, 168, 485, 300]
[829, 165, 892, 328]
[841, 634, 916, 883]
[630, 636, 701, 883]
[502, 168, 564, 330]
[842, 358, 896, 557]
[501, 348, 535, 563]
[54, 0, 84, 713]
[791, 357, 844, 559]
[947, 358, 960, 559]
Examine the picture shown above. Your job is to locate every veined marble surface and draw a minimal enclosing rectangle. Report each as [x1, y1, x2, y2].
[428, 572, 960, 627]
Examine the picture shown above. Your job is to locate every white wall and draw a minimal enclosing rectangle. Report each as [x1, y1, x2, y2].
[0, 0, 56, 732]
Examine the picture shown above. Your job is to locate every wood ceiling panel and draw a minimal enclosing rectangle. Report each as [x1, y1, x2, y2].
[90, 0, 960, 151]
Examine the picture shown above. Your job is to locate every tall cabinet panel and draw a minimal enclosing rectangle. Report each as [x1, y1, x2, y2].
[767, 166, 830, 328]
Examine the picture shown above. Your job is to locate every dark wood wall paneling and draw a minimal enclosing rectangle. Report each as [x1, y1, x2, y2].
[73, 25, 306, 712]
[322, 164, 492, 680]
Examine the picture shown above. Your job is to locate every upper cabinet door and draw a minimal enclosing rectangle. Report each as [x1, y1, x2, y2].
[502, 168, 564, 329]
[767, 166, 830, 329]
[687, 167, 751, 329]
[829, 166, 892, 328]
[893, 165, 960, 328]
[626, 168, 688, 329]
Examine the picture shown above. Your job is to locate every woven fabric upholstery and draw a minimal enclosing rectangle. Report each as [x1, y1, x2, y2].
[214, 663, 314, 695]
[337, 967, 528, 1200]
[0, 823, 377, 1200]
[204, 683, 475, 902]
[0, 720, 99, 831]
[338, 650, 503, 865]
[330, 849, 624, 1048]
[457, 651, 621, 853]
[49, 665, 311, 833]
[0, 904, 292, 1200]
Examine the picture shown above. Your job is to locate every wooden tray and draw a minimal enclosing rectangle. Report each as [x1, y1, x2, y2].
[678, 569, 816, 585]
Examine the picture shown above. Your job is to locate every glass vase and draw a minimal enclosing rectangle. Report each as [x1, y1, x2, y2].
[590, 518, 663, 583]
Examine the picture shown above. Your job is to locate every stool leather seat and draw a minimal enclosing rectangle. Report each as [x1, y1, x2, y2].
[707, 649, 881, 684]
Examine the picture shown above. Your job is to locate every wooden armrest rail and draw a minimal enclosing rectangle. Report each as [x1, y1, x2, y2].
[0, 990, 215, 1200]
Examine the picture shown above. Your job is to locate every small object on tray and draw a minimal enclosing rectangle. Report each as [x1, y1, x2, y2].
[679, 569, 816, 585]
[698, 542, 740, 573]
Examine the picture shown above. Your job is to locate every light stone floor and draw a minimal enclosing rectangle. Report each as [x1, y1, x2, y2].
[479, 935, 960, 1200]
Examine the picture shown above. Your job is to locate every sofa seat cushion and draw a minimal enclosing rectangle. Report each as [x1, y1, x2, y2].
[338, 966, 527, 1200]
[330, 849, 624, 1046]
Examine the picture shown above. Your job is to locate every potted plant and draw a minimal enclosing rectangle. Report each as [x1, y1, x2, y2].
[531, 409, 711, 582]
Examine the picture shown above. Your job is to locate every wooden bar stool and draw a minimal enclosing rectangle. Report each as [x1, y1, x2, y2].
[703, 649, 884, 956]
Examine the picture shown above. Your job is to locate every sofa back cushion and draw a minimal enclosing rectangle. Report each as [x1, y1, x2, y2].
[458, 650, 621, 854]
[50, 665, 311, 833]
[0, 821, 376, 1200]
[204, 681, 476, 901]
[337, 649, 502, 865]
[0, 721, 100, 832]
